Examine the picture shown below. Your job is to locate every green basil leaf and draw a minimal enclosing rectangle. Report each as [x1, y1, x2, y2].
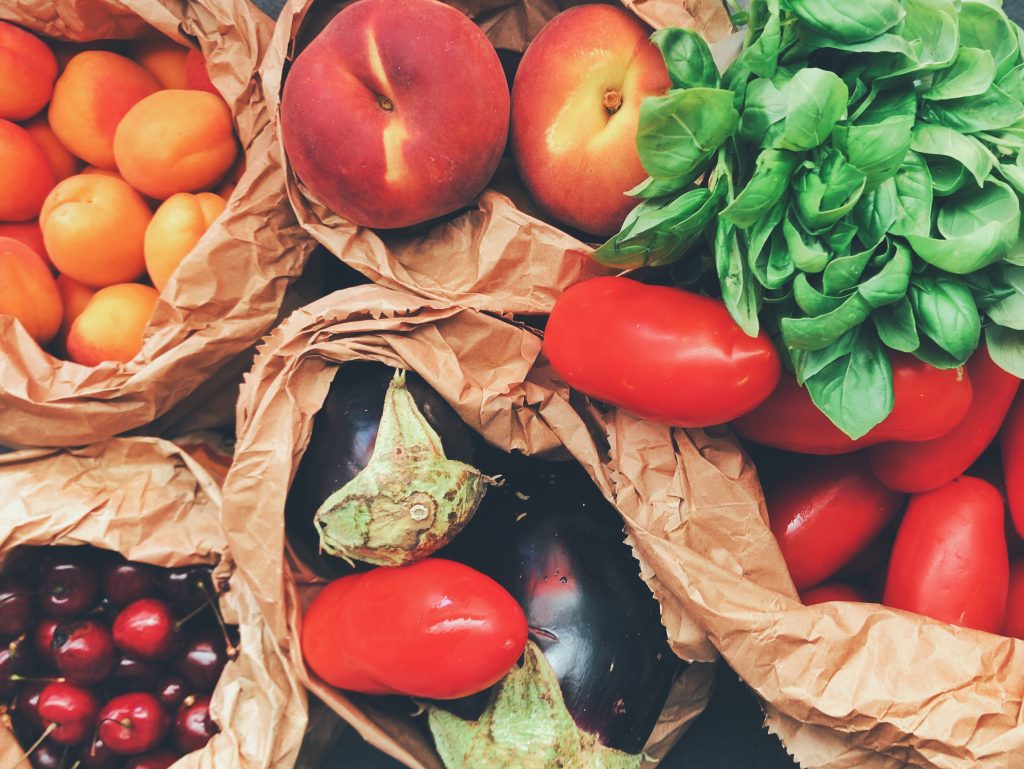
[996, 162, 1024, 195]
[774, 68, 849, 151]
[651, 28, 720, 90]
[792, 29, 914, 56]
[791, 328, 859, 384]
[723, 0, 782, 101]
[823, 245, 875, 294]
[920, 81, 1024, 132]
[908, 275, 981, 363]
[832, 115, 914, 188]
[716, 215, 762, 336]
[857, 240, 914, 308]
[746, 202, 788, 288]
[961, 268, 1019, 309]
[851, 178, 899, 249]
[782, 0, 904, 44]
[925, 155, 970, 196]
[862, 0, 958, 83]
[739, 78, 788, 145]
[780, 293, 873, 349]
[825, 220, 859, 255]
[636, 88, 740, 181]
[873, 297, 921, 352]
[783, 213, 830, 272]
[793, 150, 867, 231]
[987, 264, 1024, 330]
[794, 274, 847, 315]
[998, 65, 1024, 104]
[854, 86, 918, 126]
[910, 124, 995, 187]
[767, 227, 796, 288]
[976, 124, 1024, 152]
[958, 1, 1019, 79]
[923, 48, 996, 101]
[987, 324, 1024, 377]
[889, 151, 933, 237]
[803, 326, 895, 439]
[626, 176, 690, 200]
[721, 149, 800, 227]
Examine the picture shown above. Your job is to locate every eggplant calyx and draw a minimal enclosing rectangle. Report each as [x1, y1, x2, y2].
[427, 642, 642, 769]
[313, 369, 494, 567]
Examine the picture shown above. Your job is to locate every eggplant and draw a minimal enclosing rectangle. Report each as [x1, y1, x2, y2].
[286, 361, 479, 578]
[441, 451, 680, 754]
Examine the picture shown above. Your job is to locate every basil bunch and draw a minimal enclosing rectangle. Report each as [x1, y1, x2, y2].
[597, 0, 1024, 438]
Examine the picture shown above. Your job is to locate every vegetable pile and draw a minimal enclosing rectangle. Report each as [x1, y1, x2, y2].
[596, 0, 1024, 438]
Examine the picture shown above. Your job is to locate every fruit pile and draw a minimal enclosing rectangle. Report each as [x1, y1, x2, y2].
[1, 546, 236, 769]
[0, 22, 240, 366]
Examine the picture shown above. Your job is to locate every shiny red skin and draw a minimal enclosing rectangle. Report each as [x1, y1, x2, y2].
[800, 583, 869, 605]
[53, 620, 116, 685]
[734, 353, 974, 454]
[0, 576, 33, 637]
[767, 453, 906, 591]
[884, 476, 1008, 633]
[301, 558, 527, 699]
[174, 627, 227, 691]
[111, 654, 163, 693]
[15, 681, 47, 728]
[159, 567, 213, 613]
[98, 693, 171, 755]
[38, 551, 100, 619]
[34, 618, 60, 670]
[1003, 560, 1024, 640]
[102, 561, 159, 607]
[37, 681, 100, 745]
[869, 346, 1020, 492]
[544, 278, 781, 427]
[156, 676, 187, 709]
[78, 736, 120, 769]
[113, 599, 178, 660]
[126, 748, 180, 769]
[28, 742, 65, 769]
[1004, 391, 1024, 539]
[173, 695, 218, 754]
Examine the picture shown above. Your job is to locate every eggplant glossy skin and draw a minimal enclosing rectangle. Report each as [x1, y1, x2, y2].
[286, 361, 478, 578]
[443, 452, 679, 754]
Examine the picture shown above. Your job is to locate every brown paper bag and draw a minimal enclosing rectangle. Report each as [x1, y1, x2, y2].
[264, 0, 733, 316]
[220, 283, 772, 768]
[0, 0, 316, 449]
[0, 436, 308, 769]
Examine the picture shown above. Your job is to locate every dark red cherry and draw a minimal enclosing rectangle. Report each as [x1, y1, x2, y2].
[0, 636, 35, 698]
[112, 600, 178, 660]
[173, 694, 217, 754]
[155, 676, 187, 710]
[98, 693, 170, 755]
[159, 567, 214, 613]
[53, 620, 115, 685]
[78, 735, 123, 769]
[37, 681, 100, 745]
[124, 748, 179, 769]
[110, 654, 163, 694]
[15, 681, 48, 728]
[173, 627, 227, 692]
[0, 576, 33, 637]
[38, 550, 99, 620]
[27, 740, 67, 769]
[102, 562, 159, 608]
[33, 618, 60, 670]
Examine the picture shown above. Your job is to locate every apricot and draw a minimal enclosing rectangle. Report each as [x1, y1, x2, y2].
[145, 192, 226, 291]
[114, 90, 237, 200]
[56, 274, 96, 346]
[0, 236, 63, 344]
[0, 221, 52, 270]
[24, 117, 80, 181]
[48, 51, 161, 169]
[66, 283, 158, 366]
[185, 48, 217, 95]
[0, 119, 55, 222]
[0, 22, 57, 120]
[132, 37, 189, 89]
[40, 174, 151, 288]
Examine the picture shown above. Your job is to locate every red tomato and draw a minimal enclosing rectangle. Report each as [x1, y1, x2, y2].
[543, 277, 781, 427]
[766, 453, 906, 591]
[1003, 560, 1024, 640]
[734, 353, 973, 454]
[868, 346, 1020, 492]
[883, 476, 1008, 633]
[1003, 391, 1024, 539]
[800, 583, 869, 605]
[300, 558, 527, 699]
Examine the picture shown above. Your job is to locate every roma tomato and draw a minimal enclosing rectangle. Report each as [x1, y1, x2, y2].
[1003, 560, 1024, 640]
[766, 453, 905, 590]
[543, 277, 780, 427]
[868, 346, 1020, 492]
[1003, 391, 1024, 539]
[734, 353, 973, 454]
[300, 558, 527, 699]
[883, 476, 1008, 633]
[800, 583, 868, 605]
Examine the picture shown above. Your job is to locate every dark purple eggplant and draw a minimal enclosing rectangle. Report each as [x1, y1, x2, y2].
[441, 451, 680, 755]
[286, 361, 479, 578]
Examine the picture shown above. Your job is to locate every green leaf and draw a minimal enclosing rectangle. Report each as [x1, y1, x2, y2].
[888, 151, 933, 239]
[803, 326, 895, 439]
[823, 245, 875, 294]
[774, 68, 849, 151]
[793, 150, 867, 231]
[998, 65, 1024, 104]
[987, 324, 1024, 377]
[721, 149, 800, 227]
[996, 161, 1024, 195]
[987, 264, 1024, 330]
[907, 275, 981, 364]
[783, 213, 829, 273]
[925, 155, 970, 196]
[636, 88, 740, 181]
[825, 220, 859, 255]
[910, 124, 995, 187]
[873, 297, 921, 352]
[851, 179, 899, 249]
[862, 0, 958, 83]
[739, 78, 788, 145]
[920, 81, 1024, 132]
[832, 115, 914, 188]
[716, 215, 762, 336]
[791, 328, 859, 384]
[746, 201, 789, 288]
[794, 274, 847, 315]
[957, 1, 1019, 79]
[626, 176, 690, 200]
[782, 0, 904, 43]
[855, 86, 918, 125]
[651, 28, 720, 90]
[923, 48, 996, 101]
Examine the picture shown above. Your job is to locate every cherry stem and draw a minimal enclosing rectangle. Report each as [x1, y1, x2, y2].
[9, 674, 65, 683]
[7, 722, 57, 768]
[198, 580, 239, 659]
[174, 599, 212, 630]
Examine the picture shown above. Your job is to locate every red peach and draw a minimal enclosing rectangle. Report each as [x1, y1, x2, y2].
[0, 22, 57, 120]
[0, 119, 55, 222]
[0, 236, 63, 344]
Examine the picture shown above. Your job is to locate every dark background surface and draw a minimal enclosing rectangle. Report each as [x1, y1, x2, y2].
[258, 0, 1024, 766]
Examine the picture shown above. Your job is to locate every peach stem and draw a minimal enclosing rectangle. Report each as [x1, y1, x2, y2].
[603, 89, 623, 114]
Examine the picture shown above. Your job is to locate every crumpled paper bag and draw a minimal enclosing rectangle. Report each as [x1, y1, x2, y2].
[220, 283, 771, 768]
[0, 437, 308, 769]
[264, 0, 733, 316]
[0, 0, 316, 448]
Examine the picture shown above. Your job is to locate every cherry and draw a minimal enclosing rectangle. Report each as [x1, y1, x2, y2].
[173, 695, 217, 754]
[1, 636, 35, 697]
[155, 677, 187, 710]
[34, 619, 60, 670]
[125, 748, 179, 769]
[110, 655, 163, 694]
[78, 735, 122, 769]
[0, 576, 34, 637]
[38, 550, 99, 620]
[102, 561, 159, 608]
[27, 740, 67, 769]
[15, 681, 48, 728]
[98, 693, 170, 755]
[112, 600, 178, 660]
[159, 567, 214, 613]
[173, 627, 227, 691]
[53, 620, 115, 685]
[37, 681, 100, 745]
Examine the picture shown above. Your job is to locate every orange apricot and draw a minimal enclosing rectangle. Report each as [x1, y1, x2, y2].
[24, 116, 80, 181]
[0, 22, 57, 120]
[131, 36, 189, 89]
[113, 90, 237, 200]
[48, 50, 161, 169]
[184, 48, 217, 95]
[66, 283, 158, 366]
[40, 174, 151, 288]
[144, 192, 226, 291]
[0, 221, 52, 271]
[56, 274, 96, 346]
[0, 236, 63, 344]
[0, 119, 55, 222]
